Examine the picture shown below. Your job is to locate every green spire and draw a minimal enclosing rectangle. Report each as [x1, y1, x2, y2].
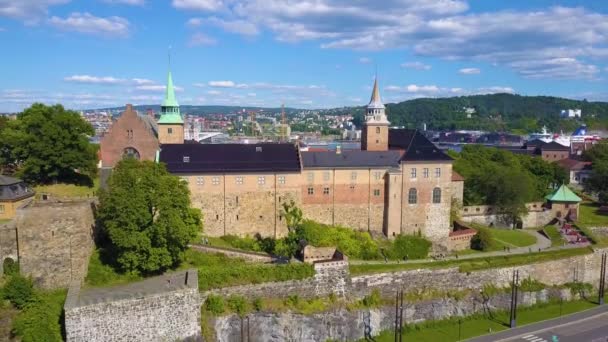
[158, 66, 183, 124]
[545, 184, 582, 203]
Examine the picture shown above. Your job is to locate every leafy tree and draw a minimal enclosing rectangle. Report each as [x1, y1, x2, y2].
[97, 159, 202, 274]
[583, 141, 608, 203]
[0, 103, 97, 184]
[471, 228, 494, 251]
[280, 200, 303, 232]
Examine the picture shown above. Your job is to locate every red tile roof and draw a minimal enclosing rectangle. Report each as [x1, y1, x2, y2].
[452, 171, 465, 181]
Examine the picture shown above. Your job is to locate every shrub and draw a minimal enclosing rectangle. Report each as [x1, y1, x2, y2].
[11, 290, 66, 342]
[3, 275, 37, 309]
[227, 295, 249, 317]
[361, 289, 382, 308]
[252, 298, 263, 312]
[519, 278, 546, 292]
[387, 235, 431, 260]
[3, 258, 19, 276]
[286, 294, 300, 307]
[563, 282, 593, 296]
[221, 235, 262, 252]
[471, 228, 494, 251]
[205, 295, 225, 315]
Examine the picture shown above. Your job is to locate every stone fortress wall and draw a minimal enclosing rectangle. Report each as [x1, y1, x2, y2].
[460, 202, 553, 228]
[64, 269, 201, 342]
[0, 199, 95, 288]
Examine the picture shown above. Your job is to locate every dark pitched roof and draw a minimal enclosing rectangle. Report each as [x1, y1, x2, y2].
[0, 175, 34, 201]
[302, 150, 402, 169]
[541, 141, 570, 151]
[159, 143, 301, 173]
[389, 129, 453, 162]
[525, 139, 546, 148]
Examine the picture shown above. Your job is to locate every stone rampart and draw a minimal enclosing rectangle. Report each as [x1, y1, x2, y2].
[213, 288, 573, 342]
[0, 221, 18, 274]
[64, 269, 201, 342]
[460, 202, 552, 228]
[15, 199, 96, 288]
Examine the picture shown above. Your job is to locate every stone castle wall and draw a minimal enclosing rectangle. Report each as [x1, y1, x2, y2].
[64, 270, 201, 342]
[460, 202, 552, 228]
[0, 199, 96, 288]
[213, 288, 572, 342]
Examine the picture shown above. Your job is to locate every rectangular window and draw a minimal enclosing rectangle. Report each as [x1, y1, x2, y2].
[258, 176, 266, 185]
[235, 176, 243, 185]
[183, 156, 190, 163]
[435, 168, 441, 178]
[410, 168, 417, 179]
[423, 168, 429, 178]
[323, 171, 330, 181]
[307, 187, 314, 195]
[307, 172, 314, 182]
[323, 187, 330, 195]
[351, 171, 357, 180]
[168, 127, 173, 134]
[278, 176, 286, 184]
[212, 177, 220, 185]
[374, 171, 382, 180]
[373, 189, 381, 196]
[349, 184, 356, 190]
[196, 176, 204, 185]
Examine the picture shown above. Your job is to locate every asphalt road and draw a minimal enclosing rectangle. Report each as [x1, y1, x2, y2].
[468, 305, 608, 342]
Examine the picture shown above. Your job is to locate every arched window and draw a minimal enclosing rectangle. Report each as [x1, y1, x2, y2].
[376, 127, 380, 134]
[122, 147, 140, 160]
[432, 187, 441, 204]
[408, 188, 417, 204]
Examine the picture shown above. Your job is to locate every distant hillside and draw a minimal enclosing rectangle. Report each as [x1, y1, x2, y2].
[92, 105, 303, 116]
[346, 93, 608, 133]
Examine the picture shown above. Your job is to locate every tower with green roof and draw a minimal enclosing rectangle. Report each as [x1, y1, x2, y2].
[157, 70, 184, 144]
[545, 184, 582, 221]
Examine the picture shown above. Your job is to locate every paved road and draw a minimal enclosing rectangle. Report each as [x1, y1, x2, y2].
[468, 305, 608, 342]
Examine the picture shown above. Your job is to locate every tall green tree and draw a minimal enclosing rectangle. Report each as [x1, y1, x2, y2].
[583, 141, 608, 203]
[0, 103, 97, 184]
[97, 159, 202, 274]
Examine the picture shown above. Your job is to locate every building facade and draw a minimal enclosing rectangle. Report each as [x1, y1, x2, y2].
[157, 75, 463, 248]
[0, 175, 35, 220]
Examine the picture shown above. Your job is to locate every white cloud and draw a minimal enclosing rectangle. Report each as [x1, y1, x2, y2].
[172, 0, 223, 11]
[0, 0, 69, 22]
[385, 83, 514, 98]
[131, 78, 155, 85]
[207, 90, 221, 95]
[359, 57, 372, 64]
[247, 93, 256, 97]
[401, 61, 431, 70]
[64, 75, 127, 85]
[136, 85, 184, 92]
[101, 0, 144, 5]
[188, 32, 217, 46]
[176, 2, 608, 80]
[48, 12, 130, 37]
[459, 67, 480, 75]
[208, 80, 243, 88]
[186, 17, 203, 27]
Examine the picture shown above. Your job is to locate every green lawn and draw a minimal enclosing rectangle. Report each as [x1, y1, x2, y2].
[85, 248, 314, 291]
[577, 202, 608, 228]
[350, 247, 593, 275]
[543, 226, 565, 247]
[487, 228, 536, 248]
[369, 298, 603, 342]
[34, 177, 99, 199]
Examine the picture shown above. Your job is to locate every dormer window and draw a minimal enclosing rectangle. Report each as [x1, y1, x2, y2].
[183, 156, 190, 163]
[256, 146, 262, 152]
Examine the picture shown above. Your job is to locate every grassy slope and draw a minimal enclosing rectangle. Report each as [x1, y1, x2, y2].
[370, 298, 602, 342]
[543, 226, 564, 247]
[85, 248, 314, 291]
[34, 177, 99, 199]
[578, 202, 608, 228]
[350, 247, 592, 275]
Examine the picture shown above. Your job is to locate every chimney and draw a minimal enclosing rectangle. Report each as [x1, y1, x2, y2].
[336, 145, 341, 154]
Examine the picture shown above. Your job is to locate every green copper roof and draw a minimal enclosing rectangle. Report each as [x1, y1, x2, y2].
[545, 185, 582, 203]
[158, 70, 183, 124]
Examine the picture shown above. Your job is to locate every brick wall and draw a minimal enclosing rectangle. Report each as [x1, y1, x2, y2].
[99, 104, 159, 168]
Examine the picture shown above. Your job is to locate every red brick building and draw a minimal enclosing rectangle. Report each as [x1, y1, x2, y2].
[99, 104, 159, 168]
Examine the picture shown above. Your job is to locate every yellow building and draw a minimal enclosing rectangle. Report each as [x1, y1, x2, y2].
[0, 175, 35, 220]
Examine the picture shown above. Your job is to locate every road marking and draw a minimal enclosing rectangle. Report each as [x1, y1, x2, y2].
[522, 335, 534, 339]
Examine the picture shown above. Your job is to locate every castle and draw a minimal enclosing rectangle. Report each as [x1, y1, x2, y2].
[100, 70, 464, 248]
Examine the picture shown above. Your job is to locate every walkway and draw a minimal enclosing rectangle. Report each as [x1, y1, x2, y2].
[467, 305, 608, 342]
[349, 229, 579, 266]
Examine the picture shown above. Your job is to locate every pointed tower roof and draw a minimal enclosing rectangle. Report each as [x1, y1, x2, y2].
[163, 71, 179, 107]
[545, 184, 581, 203]
[158, 69, 183, 125]
[368, 77, 385, 110]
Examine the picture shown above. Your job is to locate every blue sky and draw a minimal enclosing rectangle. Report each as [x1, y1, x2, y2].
[1, 0, 608, 112]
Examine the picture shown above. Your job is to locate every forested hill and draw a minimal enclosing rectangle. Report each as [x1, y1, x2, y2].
[347, 93, 608, 133]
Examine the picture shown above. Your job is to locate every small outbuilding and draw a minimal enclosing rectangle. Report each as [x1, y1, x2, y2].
[0, 175, 35, 220]
[545, 184, 582, 221]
